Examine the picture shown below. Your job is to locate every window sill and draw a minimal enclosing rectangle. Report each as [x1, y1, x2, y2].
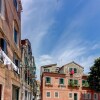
[45, 83, 53, 87]
[58, 84, 66, 88]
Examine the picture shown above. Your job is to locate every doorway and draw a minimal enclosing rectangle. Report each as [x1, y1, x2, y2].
[74, 93, 78, 100]
[0, 84, 2, 100]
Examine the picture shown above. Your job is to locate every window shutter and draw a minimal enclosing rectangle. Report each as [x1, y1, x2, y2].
[4, 40, 7, 54]
[74, 68, 77, 73]
[14, 28, 17, 44]
[74, 80, 78, 84]
[69, 68, 72, 72]
[0, 39, 7, 54]
[82, 80, 85, 84]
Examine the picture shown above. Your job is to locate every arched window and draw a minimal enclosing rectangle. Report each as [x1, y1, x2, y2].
[0, 38, 7, 54]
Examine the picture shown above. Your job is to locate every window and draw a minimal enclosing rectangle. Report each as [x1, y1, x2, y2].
[44, 69, 50, 72]
[0, 38, 7, 54]
[25, 91, 27, 100]
[74, 68, 77, 73]
[69, 68, 77, 73]
[14, 28, 18, 44]
[13, 53, 20, 67]
[12, 85, 19, 100]
[45, 77, 51, 84]
[74, 80, 78, 85]
[13, 0, 18, 10]
[69, 93, 72, 98]
[0, 0, 5, 18]
[94, 93, 98, 100]
[59, 78, 64, 85]
[69, 68, 72, 72]
[82, 80, 85, 84]
[0, 85, 2, 100]
[87, 93, 91, 99]
[55, 92, 59, 98]
[46, 92, 50, 98]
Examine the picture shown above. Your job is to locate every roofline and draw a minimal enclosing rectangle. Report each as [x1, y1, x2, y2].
[41, 64, 57, 68]
[59, 61, 84, 71]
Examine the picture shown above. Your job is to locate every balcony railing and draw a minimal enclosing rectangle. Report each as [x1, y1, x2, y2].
[82, 83, 89, 87]
[68, 81, 80, 87]
[0, 49, 19, 73]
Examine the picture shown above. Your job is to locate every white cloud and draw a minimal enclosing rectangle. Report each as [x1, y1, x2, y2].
[21, 0, 59, 54]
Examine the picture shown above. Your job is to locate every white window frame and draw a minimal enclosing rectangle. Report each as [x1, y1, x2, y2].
[46, 91, 51, 98]
[69, 92, 73, 99]
[0, 0, 5, 20]
[54, 91, 59, 98]
[87, 93, 91, 99]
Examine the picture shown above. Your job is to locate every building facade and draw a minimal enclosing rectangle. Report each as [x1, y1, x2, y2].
[21, 39, 37, 100]
[0, 0, 37, 100]
[41, 62, 99, 100]
[35, 81, 41, 100]
[0, 0, 22, 100]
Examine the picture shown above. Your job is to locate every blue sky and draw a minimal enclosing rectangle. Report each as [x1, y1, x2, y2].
[21, 0, 100, 79]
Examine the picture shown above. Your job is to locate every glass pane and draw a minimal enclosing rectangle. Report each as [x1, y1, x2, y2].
[74, 68, 77, 73]
[69, 93, 72, 98]
[46, 77, 51, 83]
[47, 92, 50, 97]
[74, 80, 78, 84]
[55, 92, 58, 97]
[60, 78, 64, 84]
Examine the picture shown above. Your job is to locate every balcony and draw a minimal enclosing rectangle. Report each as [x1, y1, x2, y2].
[0, 49, 19, 73]
[68, 81, 80, 88]
[82, 83, 89, 88]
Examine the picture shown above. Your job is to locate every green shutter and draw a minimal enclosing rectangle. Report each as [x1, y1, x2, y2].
[74, 80, 78, 84]
[69, 68, 72, 72]
[59, 78, 64, 84]
[46, 77, 51, 83]
[82, 80, 85, 85]
[74, 68, 77, 73]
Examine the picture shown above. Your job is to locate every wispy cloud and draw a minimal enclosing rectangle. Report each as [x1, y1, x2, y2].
[21, 0, 100, 79]
[21, 0, 60, 55]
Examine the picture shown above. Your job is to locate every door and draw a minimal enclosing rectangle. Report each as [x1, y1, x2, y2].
[74, 93, 78, 100]
[0, 85, 2, 100]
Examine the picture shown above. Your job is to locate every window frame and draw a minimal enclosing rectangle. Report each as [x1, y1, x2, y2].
[0, 38, 7, 54]
[14, 28, 18, 45]
[44, 69, 50, 72]
[69, 68, 77, 73]
[74, 68, 77, 73]
[94, 93, 98, 100]
[0, 0, 5, 19]
[87, 93, 91, 99]
[45, 77, 51, 84]
[69, 92, 73, 98]
[59, 78, 64, 85]
[46, 91, 51, 98]
[13, 0, 18, 11]
[54, 92, 59, 98]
